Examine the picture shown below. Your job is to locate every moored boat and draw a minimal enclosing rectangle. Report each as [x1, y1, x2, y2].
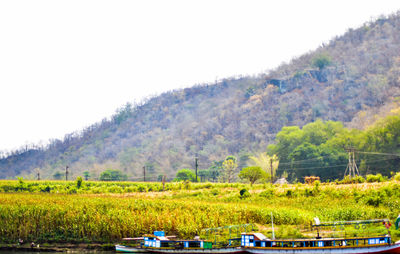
[241, 232, 400, 254]
[116, 230, 245, 254]
[115, 244, 245, 254]
[116, 219, 400, 254]
[240, 218, 400, 254]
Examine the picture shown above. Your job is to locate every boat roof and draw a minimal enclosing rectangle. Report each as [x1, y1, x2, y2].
[241, 233, 268, 240]
[253, 233, 268, 240]
[241, 232, 389, 242]
[122, 237, 144, 241]
[157, 236, 170, 240]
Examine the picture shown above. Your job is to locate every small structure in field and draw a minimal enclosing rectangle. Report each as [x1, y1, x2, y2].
[304, 176, 320, 184]
[274, 178, 288, 185]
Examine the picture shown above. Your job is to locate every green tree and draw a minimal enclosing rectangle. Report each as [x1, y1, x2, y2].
[239, 166, 267, 185]
[268, 126, 304, 163]
[288, 142, 322, 179]
[53, 171, 63, 180]
[312, 53, 332, 70]
[268, 120, 351, 181]
[249, 153, 279, 182]
[360, 115, 400, 175]
[99, 169, 127, 181]
[222, 156, 237, 183]
[197, 169, 209, 182]
[208, 160, 223, 182]
[175, 169, 196, 182]
[83, 171, 90, 181]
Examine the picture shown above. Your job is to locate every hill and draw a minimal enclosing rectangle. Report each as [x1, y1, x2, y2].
[2, 12, 400, 180]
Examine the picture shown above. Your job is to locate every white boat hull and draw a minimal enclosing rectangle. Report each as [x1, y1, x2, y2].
[115, 245, 245, 254]
[116, 244, 400, 254]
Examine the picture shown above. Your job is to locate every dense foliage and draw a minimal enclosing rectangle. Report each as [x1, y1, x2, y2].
[175, 169, 196, 182]
[99, 169, 128, 181]
[269, 115, 400, 181]
[238, 166, 266, 185]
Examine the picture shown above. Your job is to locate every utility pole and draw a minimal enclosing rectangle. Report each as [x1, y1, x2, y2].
[65, 166, 69, 181]
[195, 156, 198, 182]
[143, 166, 146, 182]
[162, 175, 166, 191]
[37, 170, 40, 181]
[344, 147, 359, 179]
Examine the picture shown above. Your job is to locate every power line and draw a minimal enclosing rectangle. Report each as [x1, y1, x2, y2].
[357, 151, 400, 157]
[279, 154, 336, 166]
[278, 150, 400, 167]
[281, 157, 398, 172]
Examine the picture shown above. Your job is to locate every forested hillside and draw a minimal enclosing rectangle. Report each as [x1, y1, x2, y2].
[2, 12, 400, 181]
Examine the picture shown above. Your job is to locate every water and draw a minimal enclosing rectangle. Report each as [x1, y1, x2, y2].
[0, 252, 114, 254]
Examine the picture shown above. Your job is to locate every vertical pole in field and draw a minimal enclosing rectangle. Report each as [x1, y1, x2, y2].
[65, 166, 69, 181]
[162, 175, 166, 191]
[143, 166, 146, 182]
[271, 212, 275, 240]
[195, 156, 198, 182]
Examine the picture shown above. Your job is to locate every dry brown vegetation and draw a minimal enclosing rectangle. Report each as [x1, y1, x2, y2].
[2, 13, 400, 181]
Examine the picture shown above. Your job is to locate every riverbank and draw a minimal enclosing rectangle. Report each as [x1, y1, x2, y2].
[0, 243, 115, 252]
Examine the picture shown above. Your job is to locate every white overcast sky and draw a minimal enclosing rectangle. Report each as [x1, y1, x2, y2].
[1, 0, 400, 152]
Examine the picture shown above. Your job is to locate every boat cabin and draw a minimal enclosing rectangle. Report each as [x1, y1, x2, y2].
[144, 231, 212, 249]
[144, 231, 170, 248]
[241, 233, 391, 249]
[241, 233, 268, 247]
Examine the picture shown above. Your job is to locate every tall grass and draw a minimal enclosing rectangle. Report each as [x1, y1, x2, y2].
[0, 180, 399, 243]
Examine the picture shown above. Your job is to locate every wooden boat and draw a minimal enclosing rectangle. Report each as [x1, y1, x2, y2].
[116, 231, 245, 254]
[241, 233, 400, 253]
[115, 244, 245, 254]
[116, 219, 400, 254]
[240, 218, 400, 254]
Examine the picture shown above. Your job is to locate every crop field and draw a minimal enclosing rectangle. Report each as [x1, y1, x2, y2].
[0, 179, 399, 244]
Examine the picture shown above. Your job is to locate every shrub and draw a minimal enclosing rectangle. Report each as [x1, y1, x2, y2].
[106, 185, 124, 193]
[175, 169, 196, 182]
[340, 175, 365, 184]
[313, 180, 320, 192]
[41, 185, 51, 193]
[285, 189, 294, 197]
[67, 187, 77, 194]
[365, 191, 386, 207]
[366, 174, 386, 183]
[239, 188, 251, 199]
[99, 169, 127, 181]
[137, 185, 147, 192]
[76, 176, 83, 189]
[184, 180, 191, 190]
[210, 188, 219, 196]
[259, 189, 274, 198]
[394, 172, 400, 181]
[311, 53, 332, 70]
[304, 188, 314, 197]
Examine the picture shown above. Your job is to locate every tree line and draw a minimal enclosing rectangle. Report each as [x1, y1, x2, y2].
[173, 113, 400, 184]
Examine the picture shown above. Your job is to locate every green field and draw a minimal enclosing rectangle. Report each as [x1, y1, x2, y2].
[0, 179, 399, 245]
